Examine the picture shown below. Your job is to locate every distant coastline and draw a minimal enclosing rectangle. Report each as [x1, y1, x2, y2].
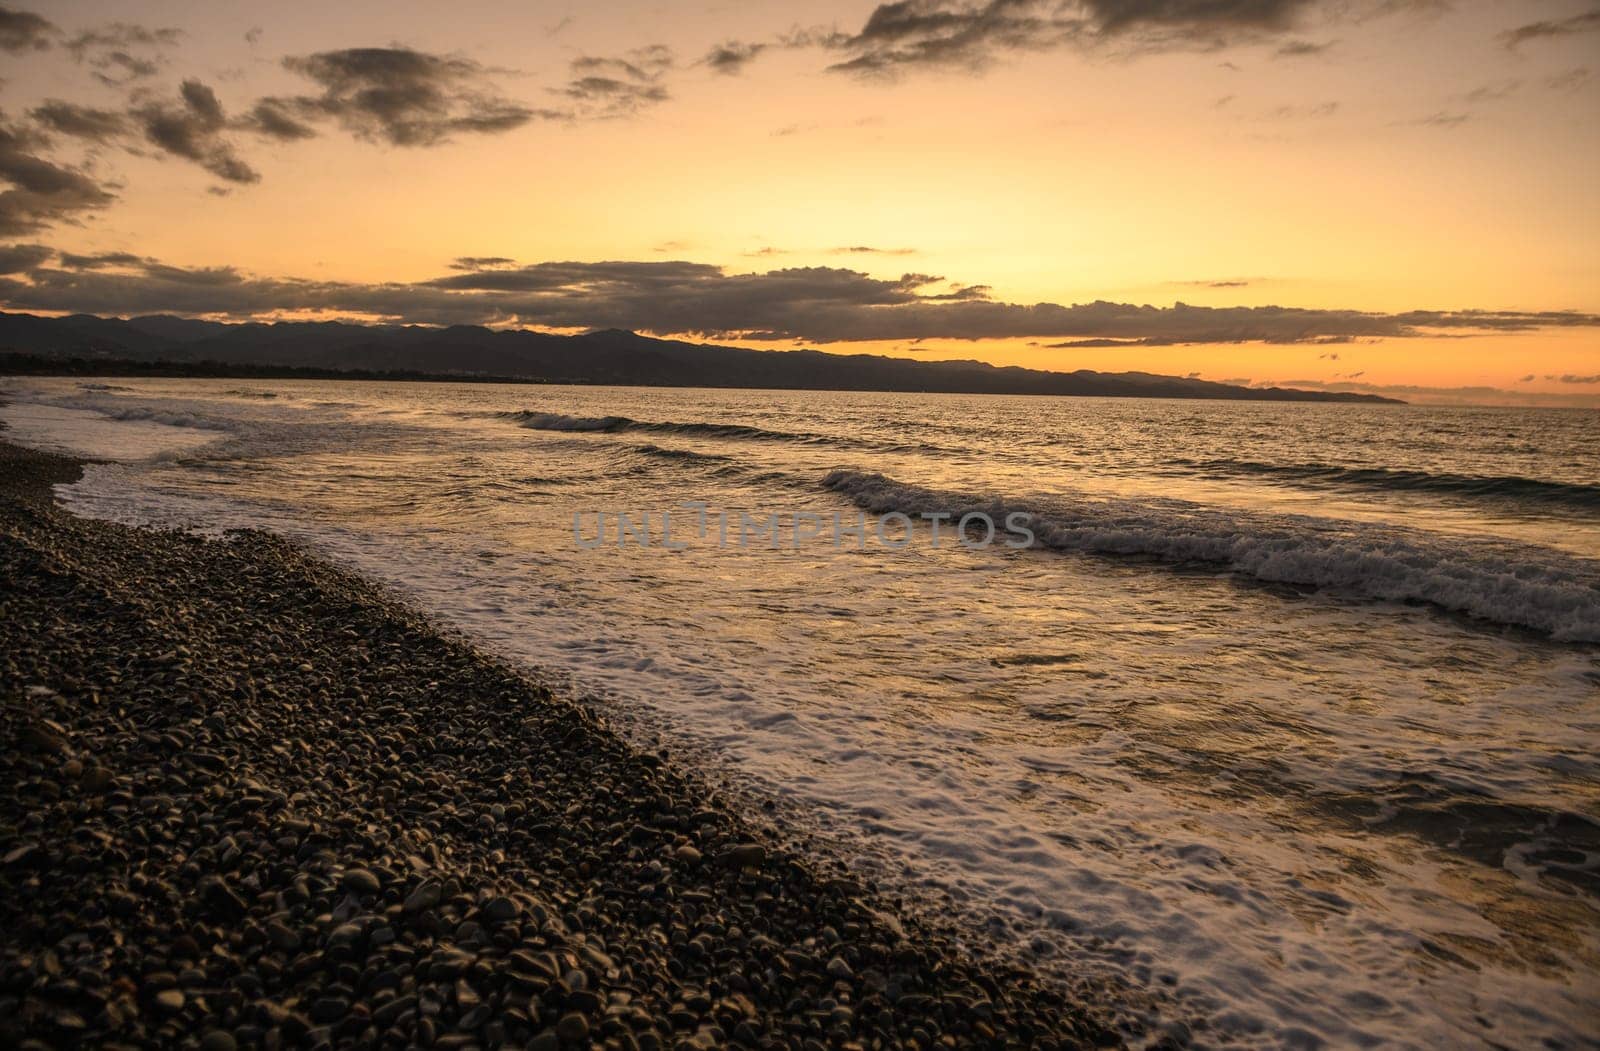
[0, 350, 563, 386]
[0, 312, 1404, 404]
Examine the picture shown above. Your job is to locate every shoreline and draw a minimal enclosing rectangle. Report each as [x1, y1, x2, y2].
[0, 436, 1123, 1049]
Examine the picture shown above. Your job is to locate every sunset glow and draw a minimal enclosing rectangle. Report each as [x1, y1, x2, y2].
[3, 0, 1597, 402]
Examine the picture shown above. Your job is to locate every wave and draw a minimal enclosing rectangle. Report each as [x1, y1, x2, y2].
[629, 443, 732, 464]
[824, 470, 1600, 642]
[494, 410, 960, 457]
[1179, 458, 1600, 510]
[494, 409, 887, 445]
[501, 411, 633, 432]
[497, 409, 824, 443]
[98, 406, 229, 431]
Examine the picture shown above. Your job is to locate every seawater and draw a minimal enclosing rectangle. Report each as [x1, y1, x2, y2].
[5, 377, 1596, 1049]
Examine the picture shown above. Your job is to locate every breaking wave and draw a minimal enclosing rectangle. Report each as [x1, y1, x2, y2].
[824, 470, 1600, 642]
[497, 409, 825, 443]
[1179, 458, 1600, 509]
[97, 406, 229, 430]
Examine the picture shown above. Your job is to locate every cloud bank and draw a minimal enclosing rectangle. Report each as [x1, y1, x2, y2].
[2, 251, 1596, 346]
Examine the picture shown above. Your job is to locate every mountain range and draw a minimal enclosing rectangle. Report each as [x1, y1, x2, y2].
[0, 312, 1400, 403]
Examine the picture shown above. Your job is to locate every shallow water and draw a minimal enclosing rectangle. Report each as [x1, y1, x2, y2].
[4, 377, 1597, 1049]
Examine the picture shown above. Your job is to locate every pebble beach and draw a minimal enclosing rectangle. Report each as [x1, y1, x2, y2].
[0, 437, 1120, 1050]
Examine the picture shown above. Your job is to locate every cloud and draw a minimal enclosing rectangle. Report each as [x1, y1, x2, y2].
[1170, 278, 1252, 288]
[0, 241, 51, 273]
[449, 256, 517, 270]
[824, 0, 1337, 76]
[1545, 67, 1591, 91]
[703, 40, 768, 75]
[134, 80, 260, 184]
[816, 0, 1451, 77]
[238, 99, 318, 142]
[0, 119, 116, 235]
[1264, 100, 1339, 119]
[63, 22, 181, 58]
[562, 47, 674, 117]
[5, 253, 1599, 346]
[1460, 79, 1521, 104]
[1406, 111, 1468, 128]
[1556, 373, 1600, 384]
[1275, 39, 1333, 56]
[63, 22, 182, 87]
[0, 4, 55, 53]
[827, 0, 1087, 76]
[1045, 337, 1180, 347]
[280, 47, 542, 146]
[830, 245, 918, 255]
[29, 101, 128, 142]
[57, 250, 146, 269]
[1501, 8, 1600, 50]
[1518, 374, 1535, 382]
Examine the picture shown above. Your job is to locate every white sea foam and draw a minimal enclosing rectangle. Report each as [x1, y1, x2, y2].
[94, 405, 230, 429]
[824, 469, 1600, 642]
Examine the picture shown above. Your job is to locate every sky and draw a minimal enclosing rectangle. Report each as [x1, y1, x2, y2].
[1, 0, 1597, 405]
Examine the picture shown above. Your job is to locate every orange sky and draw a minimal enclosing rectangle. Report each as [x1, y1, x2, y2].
[1, 0, 1596, 404]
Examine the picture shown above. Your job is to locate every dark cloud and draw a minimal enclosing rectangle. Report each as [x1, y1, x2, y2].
[57, 250, 145, 269]
[64, 23, 182, 58]
[85, 50, 160, 87]
[1045, 337, 1180, 347]
[703, 40, 768, 74]
[4, 254, 1598, 345]
[826, 0, 1332, 76]
[818, 0, 1451, 76]
[281, 47, 542, 146]
[450, 256, 518, 270]
[134, 80, 259, 184]
[830, 245, 918, 255]
[0, 4, 55, 53]
[0, 119, 116, 235]
[828, 0, 1084, 76]
[0, 241, 51, 273]
[64, 22, 181, 87]
[1501, 8, 1600, 50]
[562, 47, 674, 117]
[239, 99, 318, 142]
[1556, 373, 1600, 384]
[1085, 0, 1311, 35]
[29, 101, 128, 142]
[1275, 38, 1332, 56]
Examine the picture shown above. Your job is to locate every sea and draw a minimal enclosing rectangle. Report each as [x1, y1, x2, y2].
[3, 377, 1596, 1049]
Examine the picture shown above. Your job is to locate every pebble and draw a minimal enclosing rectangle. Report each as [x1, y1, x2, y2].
[0, 439, 1120, 1051]
[341, 868, 381, 896]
